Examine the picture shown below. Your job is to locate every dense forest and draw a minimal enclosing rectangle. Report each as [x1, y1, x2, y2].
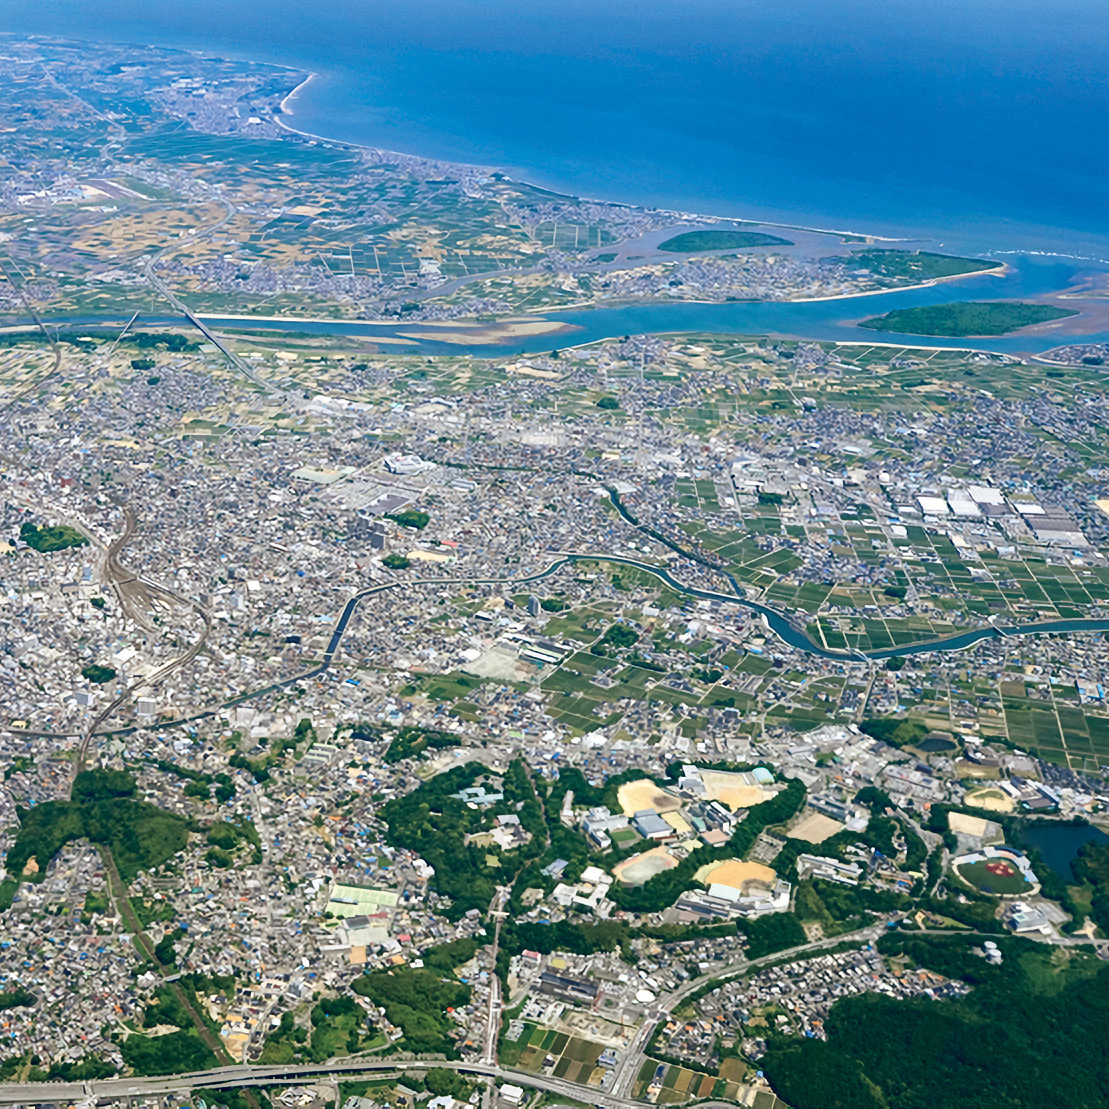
[378, 759, 545, 918]
[858, 301, 1075, 337]
[763, 934, 1109, 1109]
[352, 967, 470, 1056]
[5, 770, 193, 884]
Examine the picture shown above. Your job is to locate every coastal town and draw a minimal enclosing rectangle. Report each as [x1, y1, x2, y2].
[0, 30, 1104, 1109]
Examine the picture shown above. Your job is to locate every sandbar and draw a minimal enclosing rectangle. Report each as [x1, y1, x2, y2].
[398, 318, 572, 345]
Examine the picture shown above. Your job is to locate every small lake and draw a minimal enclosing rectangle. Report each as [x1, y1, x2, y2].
[915, 737, 958, 753]
[1020, 822, 1109, 880]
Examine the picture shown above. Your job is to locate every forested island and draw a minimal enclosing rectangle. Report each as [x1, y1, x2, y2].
[657, 229, 793, 252]
[858, 301, 1077, 336]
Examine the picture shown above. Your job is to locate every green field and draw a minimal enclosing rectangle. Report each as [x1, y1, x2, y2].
[955, 857, 1034, 896]
[501, 1024, 604, 1080]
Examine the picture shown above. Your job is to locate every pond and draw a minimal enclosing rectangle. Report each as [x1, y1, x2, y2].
[915, 736, 958, 753]
[1020, 822, 1109, 881]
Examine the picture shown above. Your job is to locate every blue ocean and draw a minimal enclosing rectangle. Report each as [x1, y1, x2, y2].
[4, 0, 1109, 259]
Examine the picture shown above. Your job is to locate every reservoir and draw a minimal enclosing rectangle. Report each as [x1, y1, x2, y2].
[1020, 823, 1109, 881]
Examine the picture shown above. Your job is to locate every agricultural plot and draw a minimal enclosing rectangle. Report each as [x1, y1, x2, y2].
[500, 1023, 606, 1084]
[0, 48, 673, 323]
[674, 494, 1109, 658]
[633, 1060, 727, 1105]
[1001, 695, 1109, 772]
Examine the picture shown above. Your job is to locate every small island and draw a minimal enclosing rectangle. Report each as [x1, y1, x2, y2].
[858, 301, 1077, 337]
[846, 250, 999, 280]
[657, 229, 793, 252]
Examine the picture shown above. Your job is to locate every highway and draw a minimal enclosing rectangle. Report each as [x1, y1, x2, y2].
[0, 1056, 650, 1107]
[0, 925, 895, 1106]
[0, 256, 65, 414]
[0, 916, 1099, 1106]
[0, 923, 889, 1107]
[140, 200, 280, 396]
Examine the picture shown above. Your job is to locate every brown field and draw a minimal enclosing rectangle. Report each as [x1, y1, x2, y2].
[617, 779, 682, 815]
[789, 811, 845, 844]
[702, 859, 777, 891]
[719, 1057, 748, 1083]
[700, 770, 772, 811]
[613, 846, 679, 886]
[964, 787, 1015, 813]
[948, 811, 996, 838]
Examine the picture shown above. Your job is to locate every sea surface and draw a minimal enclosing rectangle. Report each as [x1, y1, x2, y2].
[5, 0, 1109, 261]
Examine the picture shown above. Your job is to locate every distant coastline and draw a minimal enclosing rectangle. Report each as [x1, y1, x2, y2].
[277, 70, 316, 117]
[3, 33, 1101, 356]
[5, 7, 1109, 262]
[268, 62, 918, 251]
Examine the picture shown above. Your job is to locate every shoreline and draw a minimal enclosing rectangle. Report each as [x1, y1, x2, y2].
[277, 70, 317, 117]
[0, 35, 1100, 359]
[0, 310, 1093, 361]
[266, 71, 1109, 264]
[268, 66, 926, 251]
[12, 33, 1109, 266]
[564, 263, 1012, 315]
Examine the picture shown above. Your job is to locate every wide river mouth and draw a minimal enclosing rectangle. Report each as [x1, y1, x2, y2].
[23, 255, 1109, 357]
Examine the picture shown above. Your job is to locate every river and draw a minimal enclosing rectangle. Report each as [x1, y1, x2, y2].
[24, 255, 1109, 357]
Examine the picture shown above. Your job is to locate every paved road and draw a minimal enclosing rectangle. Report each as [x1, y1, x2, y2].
[0, 921, 1100, 1105]
[0, 1057, 647, 1107]
[0, 926, 887, 1105]
[0, 926, 888, 1105]
[609, 923, 886, 1096]
[141, 201, 280, 395]
[483, 887, 510, 1066]
[0, 257, 65, 413]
